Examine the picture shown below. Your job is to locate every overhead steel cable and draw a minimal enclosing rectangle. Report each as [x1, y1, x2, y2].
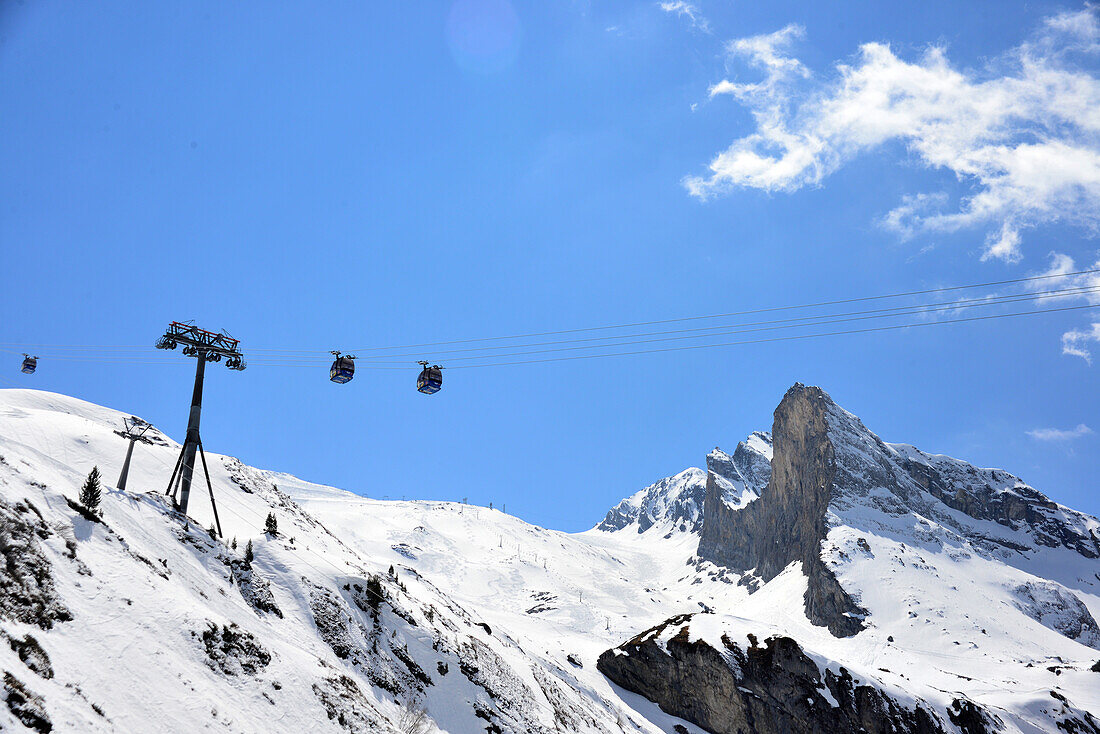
[319, 267, 1098, 354]
[313, 283, 1100, 362]
[409, 287, 1100, 364]
[34, 266, 1073, 357]
[4, 302, 1096, 372]
[444, 302, 1100, 369]
[116, 281, 1100, 366]
[193, 284, 1100, 366]
[2, 269, 1097, 362]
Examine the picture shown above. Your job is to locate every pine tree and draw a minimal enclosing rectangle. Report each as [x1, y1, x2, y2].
[244, 539, 254, 565]
[207, 524, 217, 539]
[231, 537, 237, 550]
[264, 512, 278, 535]
[79, 466, 102, 512]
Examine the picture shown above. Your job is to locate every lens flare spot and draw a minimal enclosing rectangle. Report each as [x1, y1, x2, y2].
[446, 0, 521, 75]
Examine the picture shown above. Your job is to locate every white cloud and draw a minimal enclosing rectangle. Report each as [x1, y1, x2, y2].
[658, 1, 710, 33]
[1062, 321, 1100, 363]
[983, 223, 1024, 264]
[687, 9, 1100, 262]
[1027, 423, 1094, 440]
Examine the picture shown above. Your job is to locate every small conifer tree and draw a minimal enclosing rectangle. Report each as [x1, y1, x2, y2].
[79, 466, 102, 512]
[244, 539, 254, 565]
[365, 575, 384, 618]
[231, 537, 237, 550]
[207, 524, 217, 539]
[264, 512, 278, 535]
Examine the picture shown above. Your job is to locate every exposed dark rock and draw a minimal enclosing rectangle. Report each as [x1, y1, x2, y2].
[0, 498, 72, 629]
[310, 586, 356, 661]
[947, 698, 1002, 734]
[312, 674, 385, 733]
[4, 671, 52, 733]
[4, 632, 53, 679]
[201, 622, 271, 675]
[226, 558, 283, 618]
[597, 614, 945, 734]
[698, 384, 867, 636]
[393, 644, 432, 687]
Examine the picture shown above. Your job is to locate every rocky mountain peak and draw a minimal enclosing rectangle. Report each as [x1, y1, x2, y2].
[698, 382, 867, 636]
[706, 431, 772, 498]
[698, 382, 1100, 637]
[597, 432, 772, 535]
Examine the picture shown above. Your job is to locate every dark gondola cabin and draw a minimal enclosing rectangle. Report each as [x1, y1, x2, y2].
[21, 354, 37, 374]
[417, 361, 442, 394]
[329, 352, 355, 384]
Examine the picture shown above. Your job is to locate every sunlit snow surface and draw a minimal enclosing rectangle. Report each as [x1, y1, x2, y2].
[0, 388, 1098, 733]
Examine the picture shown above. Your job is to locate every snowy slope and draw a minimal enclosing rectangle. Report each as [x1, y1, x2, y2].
[0, 389, 708, 734]
[1, 387, 1099, 734]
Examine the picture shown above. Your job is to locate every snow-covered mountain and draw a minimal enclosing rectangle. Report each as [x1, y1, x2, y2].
[1, 386, 1098, 733]
[595, 432, 771, 536]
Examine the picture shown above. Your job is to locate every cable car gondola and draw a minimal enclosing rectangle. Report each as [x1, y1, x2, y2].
[330, 351, 356, 384]
[21, 354, 37, 374]
[416, 361, 442, 394]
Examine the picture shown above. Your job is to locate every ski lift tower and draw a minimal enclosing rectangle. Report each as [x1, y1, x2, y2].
[116, 416, 152, 492]
[156, 321, 246, 536]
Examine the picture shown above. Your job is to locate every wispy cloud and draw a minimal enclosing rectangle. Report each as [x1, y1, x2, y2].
[686, 9, 1100, 264]
[1027, 423, 1094, 440]
[1062, 322, 1100, 363]
[658, 1, 710, 33]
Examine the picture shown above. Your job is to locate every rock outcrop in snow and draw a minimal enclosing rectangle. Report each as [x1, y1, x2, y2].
[597, 613, 953, 734]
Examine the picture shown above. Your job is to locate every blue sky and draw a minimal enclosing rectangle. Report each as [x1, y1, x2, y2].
[2, 0, 1099, 530]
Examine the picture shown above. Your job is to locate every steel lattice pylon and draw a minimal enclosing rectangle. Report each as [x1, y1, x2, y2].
[157, 322, 246, 536]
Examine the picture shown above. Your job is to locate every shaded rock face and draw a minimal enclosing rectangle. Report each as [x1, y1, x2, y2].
[597, 614, 950, 734]
[698, 385, 867, 636]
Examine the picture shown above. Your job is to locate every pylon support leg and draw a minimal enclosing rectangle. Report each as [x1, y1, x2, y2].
[166, 445, 186, 500]
[198, 442, 222, 539]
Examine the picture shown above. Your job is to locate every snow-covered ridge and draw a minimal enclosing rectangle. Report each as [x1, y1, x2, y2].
[3, 386, 1100, 734]
[596, 433, 771, 535]
[0, 389, 754, 733]
[816, 389, 1100, 563]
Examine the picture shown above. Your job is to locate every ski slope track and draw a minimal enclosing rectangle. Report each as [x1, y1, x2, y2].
[0, 386, 1097, 733]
